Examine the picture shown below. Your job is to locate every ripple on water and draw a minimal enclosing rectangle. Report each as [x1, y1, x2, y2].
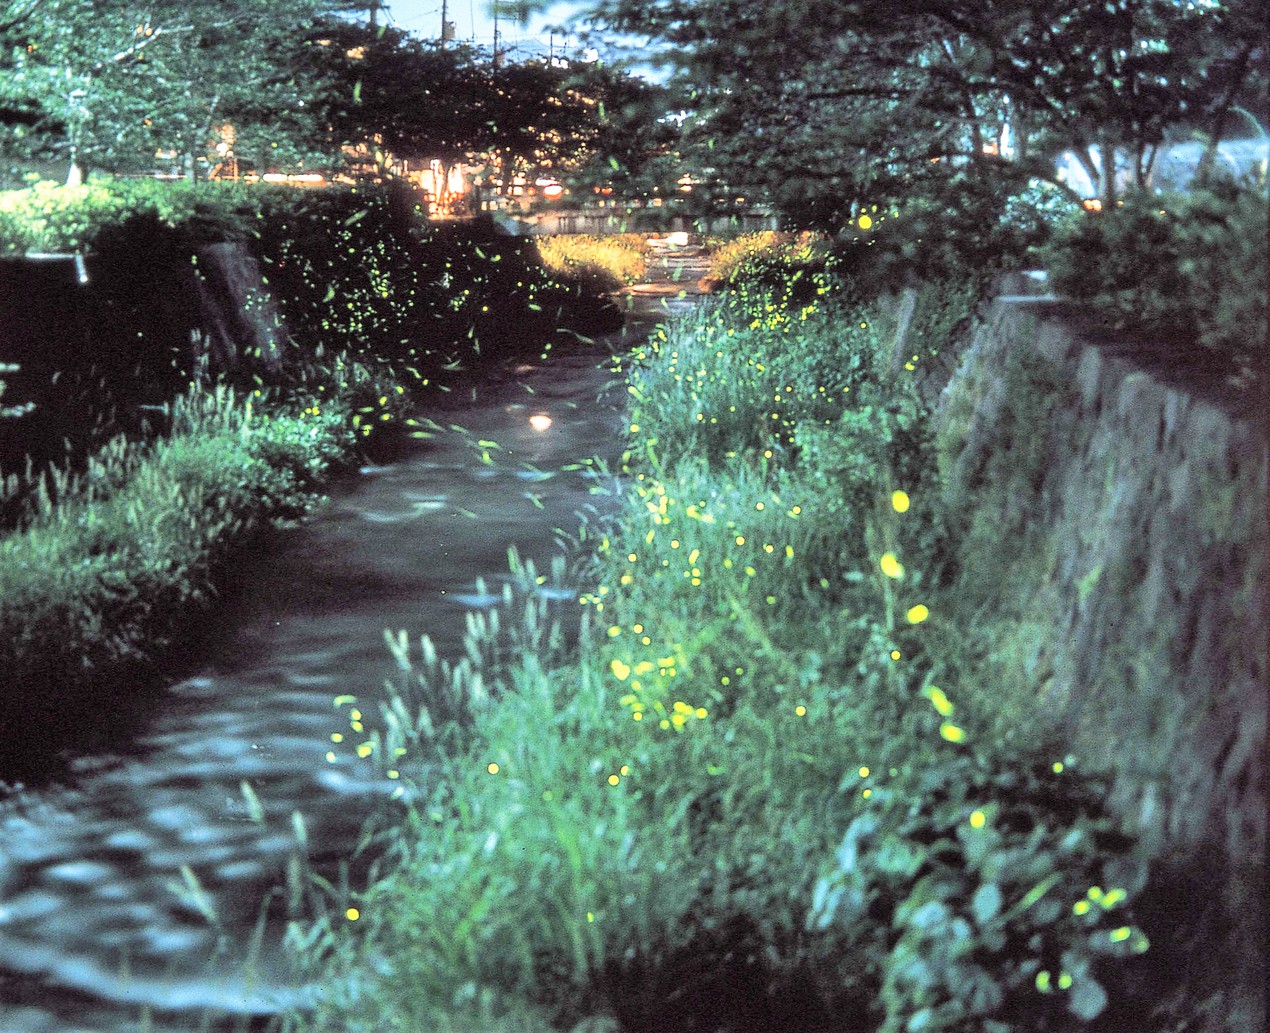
[0, 890, 63, 925]
[41, 860, 115, 887]
[146, 803, 205, 832]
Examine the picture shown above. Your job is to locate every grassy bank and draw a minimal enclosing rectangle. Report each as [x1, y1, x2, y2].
[0, 180, 632, 767]
[291, 274, 1164, 1033]
[535, 233, 651, 294]
[0, 359, 418, 766]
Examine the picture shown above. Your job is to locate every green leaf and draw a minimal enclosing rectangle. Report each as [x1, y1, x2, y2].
[1068, 976, 1109, 1021]
[971, 883, 1002, 926]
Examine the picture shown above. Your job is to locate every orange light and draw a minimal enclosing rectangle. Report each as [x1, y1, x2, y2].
[1082, 198, 1103, 212]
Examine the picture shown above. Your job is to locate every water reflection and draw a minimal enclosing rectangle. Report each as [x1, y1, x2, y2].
[0, 333, 631, 1032]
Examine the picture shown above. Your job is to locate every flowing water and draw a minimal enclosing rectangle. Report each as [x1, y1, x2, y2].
[0, 272, 704, 1032]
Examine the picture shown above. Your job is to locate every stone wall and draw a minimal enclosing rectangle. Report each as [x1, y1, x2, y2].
[933, 289, 1266, 1026]
[0, 242, 285, 474]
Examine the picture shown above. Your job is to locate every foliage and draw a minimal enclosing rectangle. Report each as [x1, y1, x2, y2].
[810, 757, 1149, 1033]
[1042, 185, 1268, 367]
[0, 380, 359, 706]
[702, 231, 828, 290]
[534, 233, 648, 293]
[299, 24, 671, 204]
[292, 270, 1157, 1033]
[576, 0, 1266, 224]
[0, 0, 330, 183]
[0, 176, 258, 253]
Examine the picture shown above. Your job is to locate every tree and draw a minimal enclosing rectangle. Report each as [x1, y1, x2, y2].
[578, 0, 1264, 224]
[0, 0, 329, 183]
[552, 62, 683, 204]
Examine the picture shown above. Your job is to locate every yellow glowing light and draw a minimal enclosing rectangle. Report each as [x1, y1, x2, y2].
[795, 705, 807, 716]
[330, 733, 343, 743]
[891, 490, 910, 512]
[862, 788, 873, 798]
[620, 765, 630, 776]
[890, 650, 901, 660]
[607, 626, 622, 638]
[924, 685, 954, 716]
[586, 911, 595, 922]
[610, 659, 632, 681]
[1073, 900, 1091, 915]
[345, 908, 360, 921]
[487, 762, 500, 775]
[969, 809, 986, 829]
[608, 774, 620, 786]
[1052, 761, 1065, 774]
[356, 743, 373, 758]
[529, 413, 553, 431]
[939, 723, 966, 743]
[1057, 972, 1073, 990]
[906, 604, 930, 624]
[858, 214, 873, 230]
[879, 552, 904, 579]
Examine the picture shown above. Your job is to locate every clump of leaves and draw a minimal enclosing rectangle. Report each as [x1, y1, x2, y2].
[811, 753, 1150, 1033]
[1043, 185, 1267, 367]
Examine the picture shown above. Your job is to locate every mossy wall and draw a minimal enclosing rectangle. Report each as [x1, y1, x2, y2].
[934, 292, 1266, 1025]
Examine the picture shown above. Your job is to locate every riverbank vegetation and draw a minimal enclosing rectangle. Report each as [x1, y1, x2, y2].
[292, 266, 1193, 1033]
[0, 177, 625, 774]
[535, 233, 651, 294]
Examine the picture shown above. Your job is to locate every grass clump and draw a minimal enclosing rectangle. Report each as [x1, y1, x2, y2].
[291, 269, 1162, 1033]
[701, 230, 830, 295]
[0, 369, 391, 749]
[535, 234, 650, 294]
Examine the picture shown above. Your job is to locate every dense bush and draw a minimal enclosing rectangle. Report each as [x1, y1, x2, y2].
[0, 177, 259, 254]
[535, 233, 650, 293]
[828, 176, 1078, 303]
[701, 230, 832, 297]
[1042, 185, 1267, 367]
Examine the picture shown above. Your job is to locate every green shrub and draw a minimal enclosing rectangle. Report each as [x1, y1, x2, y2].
[535, 233, 649, 292]
[1043, 185, 1267, 366]
[0, 177, 259, 254]
[703, 231, 831, 294]
[810, 755, 1149, 1033]
[828, 176, 1080, 303]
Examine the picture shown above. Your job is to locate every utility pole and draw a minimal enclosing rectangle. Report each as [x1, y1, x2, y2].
[367, 0, 380, 28]
[440, 0, 448, 40]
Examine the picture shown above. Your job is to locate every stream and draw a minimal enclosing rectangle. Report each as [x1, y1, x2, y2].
[0, 268, 704, 1032]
